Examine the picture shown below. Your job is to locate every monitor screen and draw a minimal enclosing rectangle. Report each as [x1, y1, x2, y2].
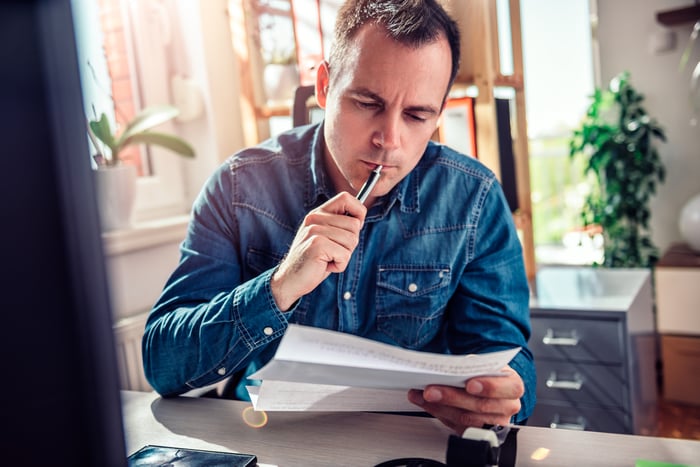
[1, 1, 128, 465]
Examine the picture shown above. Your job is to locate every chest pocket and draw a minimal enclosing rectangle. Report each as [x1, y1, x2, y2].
[375, 266, 451, 349]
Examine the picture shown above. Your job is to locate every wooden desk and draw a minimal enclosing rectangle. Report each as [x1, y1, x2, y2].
[122, 390, 700, 466]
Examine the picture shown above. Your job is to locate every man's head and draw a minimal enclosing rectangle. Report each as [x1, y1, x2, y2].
[329, 0, 461, 100]
[316, 0, 461, 205]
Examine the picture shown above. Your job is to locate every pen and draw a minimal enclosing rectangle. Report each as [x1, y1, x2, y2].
[356, 165, 383, 205]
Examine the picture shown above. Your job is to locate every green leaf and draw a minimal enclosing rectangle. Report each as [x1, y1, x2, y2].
[567, 71, 666, 268]
[124, 132, 196, 157]
[116, 105, 181, 147]
[88, 113, 116, 152]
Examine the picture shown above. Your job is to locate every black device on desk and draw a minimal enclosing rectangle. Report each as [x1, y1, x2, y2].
[128, 445, 257, 467]
[374, 424, 518, 467]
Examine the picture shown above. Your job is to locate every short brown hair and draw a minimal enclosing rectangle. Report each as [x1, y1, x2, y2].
[329, 0, 461, 96]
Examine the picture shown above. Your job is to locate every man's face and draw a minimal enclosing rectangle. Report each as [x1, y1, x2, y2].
[316, 23, 452, 205]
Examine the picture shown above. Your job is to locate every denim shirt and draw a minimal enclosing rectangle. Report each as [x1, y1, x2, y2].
[143, 123, 535, 422]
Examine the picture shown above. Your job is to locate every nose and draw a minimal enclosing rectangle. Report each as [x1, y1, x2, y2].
[371, 114, 400, 150]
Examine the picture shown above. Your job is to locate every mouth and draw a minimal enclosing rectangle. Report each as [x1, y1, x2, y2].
[363, 160, 387, 171]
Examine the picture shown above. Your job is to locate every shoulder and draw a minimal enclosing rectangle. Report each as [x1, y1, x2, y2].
[419, 141, 498, 187]
[202, 124, 318, 199]
[226, 123, 318, 170]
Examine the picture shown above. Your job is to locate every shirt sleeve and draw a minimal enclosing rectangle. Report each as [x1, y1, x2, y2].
[141, 162, 294, 397]
[446, 177, 536, 422]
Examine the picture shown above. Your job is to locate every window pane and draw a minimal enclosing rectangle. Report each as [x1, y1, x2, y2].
[496, 0, 514, 76]
[520, 0, 600, 265]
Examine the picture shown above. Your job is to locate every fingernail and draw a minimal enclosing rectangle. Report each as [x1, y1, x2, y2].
[424, 388, 442, 402]
[468, 381, 483, 394]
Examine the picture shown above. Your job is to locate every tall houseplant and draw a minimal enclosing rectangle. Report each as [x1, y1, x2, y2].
[569, 71, 666, 268]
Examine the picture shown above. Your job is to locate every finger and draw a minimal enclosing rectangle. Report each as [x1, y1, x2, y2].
[407, 389, 509, 433]
[422, 385, 520, 419]
[292, 231, 355, 272]
[296, 219, 363, 261]
[303, 212, 363, 248]
[319, 192, 367, 220]
[466, 367, 524, 400]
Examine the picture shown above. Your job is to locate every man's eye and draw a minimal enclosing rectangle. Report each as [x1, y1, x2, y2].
[357, 100, 380, 110]
[406, 113, 427, 122]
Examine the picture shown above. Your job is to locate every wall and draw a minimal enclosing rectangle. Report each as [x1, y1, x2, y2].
[596, 0, 700, 254]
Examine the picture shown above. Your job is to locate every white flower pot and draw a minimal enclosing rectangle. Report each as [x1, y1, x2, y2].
[94, 164, 137, 231]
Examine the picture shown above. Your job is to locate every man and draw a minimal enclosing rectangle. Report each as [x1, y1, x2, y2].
[143, 0, 535, 434]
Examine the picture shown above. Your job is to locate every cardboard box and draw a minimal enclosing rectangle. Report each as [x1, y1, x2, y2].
[655, 243, 700, 334]
[661, 335, 700, 405]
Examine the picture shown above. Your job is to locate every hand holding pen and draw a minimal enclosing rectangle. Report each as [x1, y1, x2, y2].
[270, 167, 383, 311]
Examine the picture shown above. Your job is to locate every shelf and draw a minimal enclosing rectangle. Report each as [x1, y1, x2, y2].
[656, 4, 700, 26]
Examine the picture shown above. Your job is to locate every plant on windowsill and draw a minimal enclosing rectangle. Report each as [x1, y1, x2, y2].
[88, 104, 195, 167]
[569, 71, 666, 268]
[87, 105, 195, 231]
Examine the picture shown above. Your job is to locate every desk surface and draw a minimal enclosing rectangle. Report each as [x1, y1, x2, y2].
[122, 390, 700, 467]
[529, 267, 651, 312]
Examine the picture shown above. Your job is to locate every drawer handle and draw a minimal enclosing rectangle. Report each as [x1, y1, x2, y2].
[542, 328, 579, 346]
[545, 371, 583, 390]
[550, 414, 586, 431]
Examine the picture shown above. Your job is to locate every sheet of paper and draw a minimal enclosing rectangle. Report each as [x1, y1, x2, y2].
[247, 382, 419, 412]
[249, 324, 520, 391]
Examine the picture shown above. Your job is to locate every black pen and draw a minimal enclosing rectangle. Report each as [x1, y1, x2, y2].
[356, 165, 383, 205]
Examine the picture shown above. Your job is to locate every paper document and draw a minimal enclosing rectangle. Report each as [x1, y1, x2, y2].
[247, 324, 520, 411]
[247, 382, 420, 412]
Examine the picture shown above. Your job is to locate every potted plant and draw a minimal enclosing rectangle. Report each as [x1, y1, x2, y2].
[88, 104, 195, 166]
[569, 71, 666, 268]
[88, 104, 195, 231]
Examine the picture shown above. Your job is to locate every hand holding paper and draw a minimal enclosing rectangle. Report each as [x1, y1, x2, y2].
[247, 325, 520, 412]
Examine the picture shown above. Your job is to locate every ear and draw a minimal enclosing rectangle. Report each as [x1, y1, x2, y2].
[315, 61, 330, 109]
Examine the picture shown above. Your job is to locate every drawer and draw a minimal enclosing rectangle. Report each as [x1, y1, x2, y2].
[535, 360, 627, 408]
[530, 316, 624, 363]
[528, 401, 630, 434]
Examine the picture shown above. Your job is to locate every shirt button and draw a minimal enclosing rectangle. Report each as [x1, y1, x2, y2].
[408, 283, 418, 293]
[343, 291, 352, 300]
[263, 326, 274, 336]
[217, 367, 226, 375]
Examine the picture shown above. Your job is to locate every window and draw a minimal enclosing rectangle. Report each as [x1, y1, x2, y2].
[73, 0, 190, 223]
[520, 0, 603, 265]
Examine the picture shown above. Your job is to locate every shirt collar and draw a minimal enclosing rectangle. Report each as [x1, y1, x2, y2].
[305, 123, 334, 209]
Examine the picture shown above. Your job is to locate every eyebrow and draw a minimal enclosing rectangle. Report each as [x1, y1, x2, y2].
[348, 88, 440, 116]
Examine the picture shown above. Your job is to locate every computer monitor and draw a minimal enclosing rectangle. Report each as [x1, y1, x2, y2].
[1, 1, 127, 465]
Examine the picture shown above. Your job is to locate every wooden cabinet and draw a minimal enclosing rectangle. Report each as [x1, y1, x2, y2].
[528, 267, 658, 435]
[654, 243, 700, 405]
[654, 243, 700, 335]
